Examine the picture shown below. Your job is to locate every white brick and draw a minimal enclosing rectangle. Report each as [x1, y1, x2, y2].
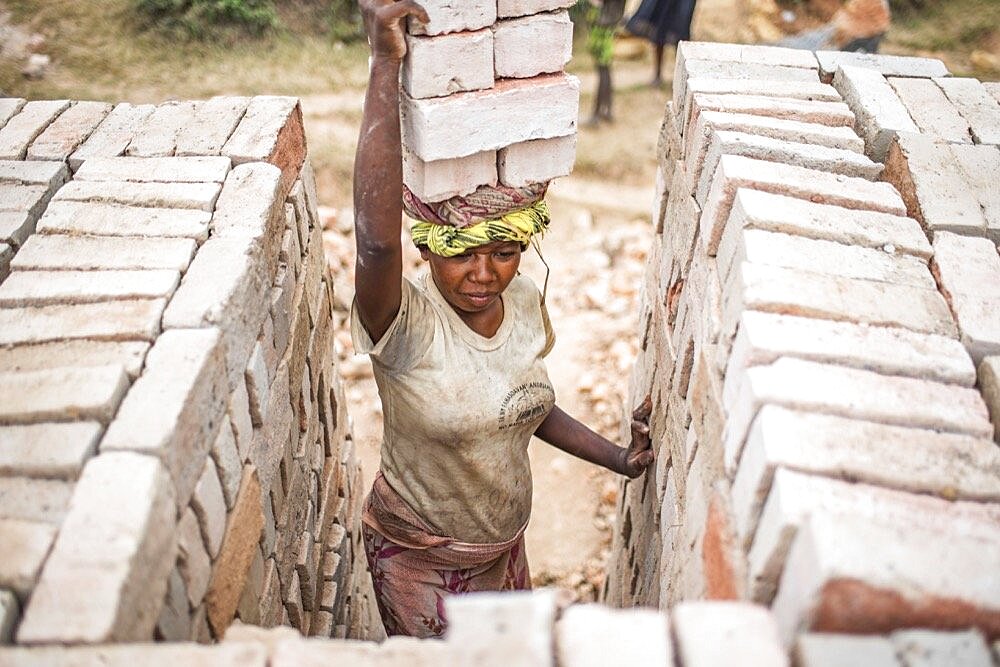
[675, 60, 821, 122]
[0, 299, 166, 346]
[679, 79, 841, 132]
[980, 357, 1000, 445]
[0, 159, 69, 188]
[0, 422, 103, 480]
[408, 0, 495, 35]
[672, 602, 788, 667]
[0, 643, 266, 666]
[498, 0, 575, 17]
[12, 234, 196, 272]
[0, 211, 34, 248]
[126, 100, 200, 157]
[175, 96, 250, 157]
[493, 11, 572, 79]
[69, 103, 155, 171]
[832, 66, 918, 161]
[178, 508, 211, 607]
[403, 148, 497, 202]
[229, 378, 254, 462]
[699, 155, 906, 255]
[36, 201, 210, 241]
[0, 100, 71, 160]
[17, 452, 177, 644]
[100, 329, 228, 510]
[678, 41, 819, 70]
[0, 365, 129, 425]
[687, 94, 854, 133]
[0, 269, 180, 307]
[732, 406, 1000, 551]
[222, 95, 301, 166]
[403, 30, 494, 100]
[0, 185, 52, 228]
[795, 634, 901, 667]
[498, 134, 575, 187]
[402, 73, 579, 161]
[210, 163, 284, 272]
[815, 51, 949, 81]
[948, 144, 1000, 241]
[934, 77, 1000, 146]
[933, 232, 1000, 363]
[245, 341, 269, 428]
[556, 605, 672, 667]
[75, 156, 231, 183]
[0, 98, 26, 128]
[0, 242, 11, 281]
[52, 180, 222, 212]
[0, 477, 72, 524]
[0, 340, 149, 379]
[445, 590, 557, 666]
[723, 358, 992, 473]
[0, 519, 56, 598]
[210, 420, 241, 509]
[892, 629, 993, 667]
[888, 77, 973, 144]
[191, 457, 227, 558]
[0, 589, 17, 643]
[26, 101, 113, 161]
[985, 82, 1000, 106]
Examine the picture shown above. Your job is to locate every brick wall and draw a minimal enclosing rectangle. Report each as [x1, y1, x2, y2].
[603, 41, 1000, 654]
[0, 96, 377, 645]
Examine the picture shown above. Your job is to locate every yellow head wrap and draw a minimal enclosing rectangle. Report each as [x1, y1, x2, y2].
[410, 200, 550, 257]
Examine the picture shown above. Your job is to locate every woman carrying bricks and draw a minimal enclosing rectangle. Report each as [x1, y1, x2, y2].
[353, 0, 655, 639]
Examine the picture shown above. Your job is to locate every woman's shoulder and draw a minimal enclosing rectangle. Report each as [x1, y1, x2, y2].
[505, 274, 544, 309]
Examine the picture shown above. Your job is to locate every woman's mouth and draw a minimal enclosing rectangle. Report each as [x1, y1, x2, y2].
[463, 293, 495, 307]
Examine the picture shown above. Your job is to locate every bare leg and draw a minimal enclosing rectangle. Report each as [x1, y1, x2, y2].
[652, 44, 665, 87]
[598, 65, 613, 121]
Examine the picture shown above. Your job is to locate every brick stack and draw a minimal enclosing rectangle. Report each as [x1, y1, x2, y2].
[399, 0, 579, 203]
[603, 42, 1000, 647]
[0, 95, 375, 646]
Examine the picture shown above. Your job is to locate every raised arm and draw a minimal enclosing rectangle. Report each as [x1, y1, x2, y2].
[353, 0, 429, 343]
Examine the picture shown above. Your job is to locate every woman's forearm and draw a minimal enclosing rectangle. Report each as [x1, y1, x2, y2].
[534, 406, 628, 475]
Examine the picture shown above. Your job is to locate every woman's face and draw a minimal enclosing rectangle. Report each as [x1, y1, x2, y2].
[421, 241, 522, 316]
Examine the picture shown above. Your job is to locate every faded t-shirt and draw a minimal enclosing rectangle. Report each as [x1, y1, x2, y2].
[351, 272, 556, 544]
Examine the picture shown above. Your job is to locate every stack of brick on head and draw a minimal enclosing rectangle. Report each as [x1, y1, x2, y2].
[354, 0, 655, 640]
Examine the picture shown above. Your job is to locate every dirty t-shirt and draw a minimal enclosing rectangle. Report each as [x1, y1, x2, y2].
[351, 272, 556, 544]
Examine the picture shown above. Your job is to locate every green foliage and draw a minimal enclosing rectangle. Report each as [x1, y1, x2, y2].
[328, 0, 364, 42]
[135, 0, 278, 38]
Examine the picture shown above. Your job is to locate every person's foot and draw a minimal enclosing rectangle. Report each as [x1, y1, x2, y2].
[649, 77, 665, 89]
[583, 114, 603, 128]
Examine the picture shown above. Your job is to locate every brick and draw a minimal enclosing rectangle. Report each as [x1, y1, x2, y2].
[229, 378, 254, 462]
[0, 100, 71, 160]
[0, 477, 73, 524]
[69, 103, 155, 170]
[986, 82, 1000, 105]
[0, 98, 26, 128]
[210, 162, 285, 274]
[205, 465, 264, 637]
[725, 312, 975, 396]
[0, 519, 57, 598]
[771, 511, 1000, 643]
[222, 96, 305, 197]
[0, 242, 11, 281]
[892, 629, 993, 667]
[36, 200, 210, 240]
[933, 232, 1000, 363]
[17, 452, 177, 644]
[815, 51, 949, 82]
[52, 180, 222, 212]
[178, 508, 211, 608]
[732, 405, 1000, 551]
[750, 470, 1000, 607]
[402, 29, 494, 100]
[407, 0, 495, 35]
[402, 73, 579, 161]
[498, 134, 576, 188]
[75, 156, 231, 183]
[101, 328, 227, 510]
[556, 605, 672, 667]
[26, 101, 113, 161]
[446, 590, 557, 665]
[2, 639, 266, 665]
[888, 77, 973, 144]
[175, 96, 251, 157]
[245, 342, 269, 428]
[0, 421, 103, 480]
[0, 590, 17, 643]
[699, 155, 905, 255]
[0, 185, 53, 237]
[494, 11, 572, 79]
[672, 602, 788, 667]
[0, 299, 165, 346]
[0, 159, 70, 188]
[162, 237, 270, 392]
[13, 234, 196, 272]
[832, 66, 918, 160]
[0, 365, 129, 425]
[675, 60, 821, 123]
[934, 77, 1000, 146]
[723, 358, 991, 474]
[156, 567, 191, 641]
[235, 545, 265, 624]
[126, 100, 200, 157]
[192, 457, 227, 558]
[498, 0, 575, 17]
[947, 144, 1000, 241]
[0, 269, 179, 307]
[980, 357, 1000, 445]
[0, 211, 36, 248]
[678, 41, 819, 70]
[795, 634, 901, 667]
[696, 132, 882, 205]
[211, 420, 241, 509]
[679, 79, 841, 133]
[402, 148, 496, 203]
[0, 340, 149, 379]
[688, 94, 855, 133]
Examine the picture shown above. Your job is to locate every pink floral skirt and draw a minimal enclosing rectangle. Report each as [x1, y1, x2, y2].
[361, 473, 531, 638]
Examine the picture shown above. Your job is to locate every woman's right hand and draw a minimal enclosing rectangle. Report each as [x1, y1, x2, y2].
[360, 0, 430, 61]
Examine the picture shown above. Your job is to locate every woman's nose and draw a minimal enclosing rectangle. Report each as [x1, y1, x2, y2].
[470, 255, 495, 283]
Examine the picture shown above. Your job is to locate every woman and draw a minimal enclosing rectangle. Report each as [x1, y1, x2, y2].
[626, 0, 699, 87]
[353, 0, 655, 638]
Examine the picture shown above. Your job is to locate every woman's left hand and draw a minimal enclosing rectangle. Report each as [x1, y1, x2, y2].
[620, 394, 654, 478]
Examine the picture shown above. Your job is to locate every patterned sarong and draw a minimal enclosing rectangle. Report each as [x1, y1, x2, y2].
[361, 473, 531, 638]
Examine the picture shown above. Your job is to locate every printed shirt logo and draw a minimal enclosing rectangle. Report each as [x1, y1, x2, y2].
[497, 381, 555, 431]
